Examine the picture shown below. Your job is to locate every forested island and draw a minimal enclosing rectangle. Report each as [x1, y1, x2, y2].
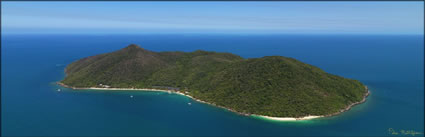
[59, 44, 369, 119]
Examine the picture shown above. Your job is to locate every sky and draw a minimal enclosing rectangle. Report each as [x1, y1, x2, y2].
[1, 2, 424, 35]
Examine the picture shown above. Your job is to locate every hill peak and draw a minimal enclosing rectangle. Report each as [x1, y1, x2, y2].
[124, 44, 143, 50]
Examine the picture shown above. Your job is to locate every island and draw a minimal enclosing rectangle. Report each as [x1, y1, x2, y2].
[59, 44, 369, 121]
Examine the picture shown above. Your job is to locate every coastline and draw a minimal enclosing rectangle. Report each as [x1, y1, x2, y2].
[254, 86, 370, 121]
[57, 82, 370, 121]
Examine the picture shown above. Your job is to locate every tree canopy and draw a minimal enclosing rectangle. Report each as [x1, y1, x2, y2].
[61, 44, 367, 117]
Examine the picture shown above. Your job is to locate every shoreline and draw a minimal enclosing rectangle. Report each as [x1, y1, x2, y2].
[254, 86, 370, 121]
[57, 82, 370, 121]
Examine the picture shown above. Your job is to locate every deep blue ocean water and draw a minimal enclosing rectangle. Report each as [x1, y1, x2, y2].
[1, 34, 424, 136]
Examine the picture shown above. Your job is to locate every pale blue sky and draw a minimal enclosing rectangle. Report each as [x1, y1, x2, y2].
[1, 2, 423, 34]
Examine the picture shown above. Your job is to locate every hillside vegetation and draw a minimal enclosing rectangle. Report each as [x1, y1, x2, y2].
[61, 44, 367, 117]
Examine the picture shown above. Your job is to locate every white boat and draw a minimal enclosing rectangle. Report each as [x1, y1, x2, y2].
[57, 89, 61, 92]
[130, 95, 133, 98]
[188, 102, 192, 105]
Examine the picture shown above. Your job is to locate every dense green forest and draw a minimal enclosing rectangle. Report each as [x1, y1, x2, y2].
[61, 44, 367, 117]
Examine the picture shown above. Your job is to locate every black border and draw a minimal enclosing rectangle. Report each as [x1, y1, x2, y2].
[1, 0, 424, 1]
[0, 1, 424, 137]
[0, 0, 424, 2]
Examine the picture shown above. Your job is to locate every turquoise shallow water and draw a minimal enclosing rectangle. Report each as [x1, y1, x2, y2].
[1, 34, 424, 136]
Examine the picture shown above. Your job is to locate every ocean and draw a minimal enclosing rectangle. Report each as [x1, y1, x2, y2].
[1, 34, 424, 136]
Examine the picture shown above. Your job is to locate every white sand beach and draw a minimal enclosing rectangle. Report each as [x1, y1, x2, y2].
[73, 87, 196, 99]
[252, 115, 323, 121]
[57, 82, 369, 122]
[70, 87, 326, 121]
